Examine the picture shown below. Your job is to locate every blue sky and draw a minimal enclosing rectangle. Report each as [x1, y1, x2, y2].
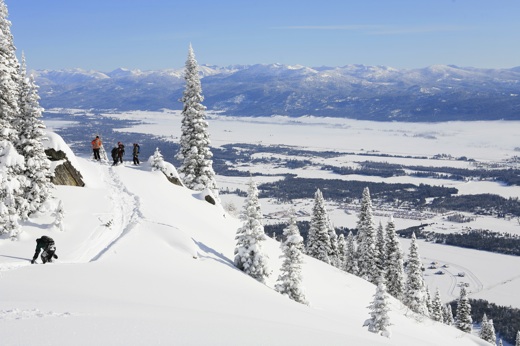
[6, 0, 520, 71]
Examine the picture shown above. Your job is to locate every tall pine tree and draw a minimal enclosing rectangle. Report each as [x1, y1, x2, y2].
[306, 189, 331, 264]
[356, 187, 377, 283]
[366, 276, 392, 337]
[374, 221, 386, 279]
[234, 179, 270, 283]
[403, 233, 429, 316]
[0, 0, 28, 238]
[425, 286, 433, 316]
[443, 303, 455, 325]
[327, 220, 339, 268]
[16, 53, 53, 217]
[344, 231, 358, 274]
[384, 216, 405, 300]
[479, 313, 496, 345]
[176, 44, 218, 198]
[455, 286, 472, 333]
[430, 288, 444, 323]
[0, 0, 20, 144]
[336, 233, 347, 270]
[275, 210, 308, 305]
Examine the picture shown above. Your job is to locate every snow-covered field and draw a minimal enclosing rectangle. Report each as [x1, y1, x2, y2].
[0, 132, 491, 345]
[92, 110, 520, 162]
[76, 110, 520, 236]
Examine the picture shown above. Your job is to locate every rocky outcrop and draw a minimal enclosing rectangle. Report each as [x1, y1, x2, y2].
[45, 148, 85, 187]
[204, 194, 216, 205]
[164, 173, 183, 187]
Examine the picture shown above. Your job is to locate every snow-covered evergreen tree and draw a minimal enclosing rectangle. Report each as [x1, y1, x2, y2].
[336, 233, 347, 270]
[479, 313, 496, 345]
[374, 221, 386, 279]
[455, 286, 472, 333]
[356, 187, 377, 283]
[275, 210, 308, 305]
[151, 148, 166, 171]
[430, 288, 444, 322]
[443, 303, 455, 325]
[0, 173, 21, 239]
[0, 0, 20, 144]
[365, 276, 392, 338]
[0, 142, 25, 239]
[425, 286, 433, 316]
[16, 54, 53, 217]
[234, 179, 270, 283]
[328, 221, 339, 268]
[149, 147, 183, 186]
[403, 233, 429, 316]
[344, 231, 358, 275]
[53, 200, 65, 232]
[516, 330, 520, 346]
[384, 216, 405, 300]
[0, 0, 27, 236]
[175, 44, 218, 198]
[306, 189, 331, 264]
[498, 338, 503, 346]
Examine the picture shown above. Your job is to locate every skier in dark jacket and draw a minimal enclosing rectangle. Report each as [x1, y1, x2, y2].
[117, 142, 125, 164]
[132, 143, 140, 165]
[31, 236, 58, 264]
[111, 146, 119, 166]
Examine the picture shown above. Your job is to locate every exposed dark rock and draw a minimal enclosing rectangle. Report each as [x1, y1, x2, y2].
[45, 148, 85, 187]
[204, 195, 216, 205]
[45, 148, 67, 161]
[164, 174, 183, 187]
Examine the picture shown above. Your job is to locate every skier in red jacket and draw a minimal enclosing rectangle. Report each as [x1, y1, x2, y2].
[91, 136, 102, 160]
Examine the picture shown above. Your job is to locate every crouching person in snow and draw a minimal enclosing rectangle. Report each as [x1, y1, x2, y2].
[31, 236, 58, 264]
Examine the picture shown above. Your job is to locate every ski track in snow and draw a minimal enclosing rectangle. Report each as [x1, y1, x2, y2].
[478, 272, 520, 293]
[90, 164, 144, 261]
[0, 163, 144, 270]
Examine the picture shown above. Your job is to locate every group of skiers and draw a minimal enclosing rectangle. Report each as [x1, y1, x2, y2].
[90, 136, 140, 166]
[33, 137, 141, 264]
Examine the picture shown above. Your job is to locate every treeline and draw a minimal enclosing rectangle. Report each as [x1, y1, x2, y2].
[258, 177, 458, 205]
[257, 177, 520, 218]
[440, 230, 520, 256]
[399, 228, 520, 256]
[322, 161, 406, 178]
[324, 160, 520, 186]
[264, 221, 354, 243]
[429, 194, 520, 217]
[448, 299, 520, 345]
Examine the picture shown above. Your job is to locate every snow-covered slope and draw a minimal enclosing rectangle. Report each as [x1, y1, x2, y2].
[0, 135, 488, 345]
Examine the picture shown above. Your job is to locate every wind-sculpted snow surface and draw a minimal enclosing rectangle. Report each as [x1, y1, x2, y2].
[0, 145, 490, 345]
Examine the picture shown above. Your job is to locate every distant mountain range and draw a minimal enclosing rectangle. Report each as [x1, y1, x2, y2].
[34, 64, 520, 121]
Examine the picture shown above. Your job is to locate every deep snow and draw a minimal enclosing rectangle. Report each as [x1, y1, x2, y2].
[0, 131, 489, 345]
